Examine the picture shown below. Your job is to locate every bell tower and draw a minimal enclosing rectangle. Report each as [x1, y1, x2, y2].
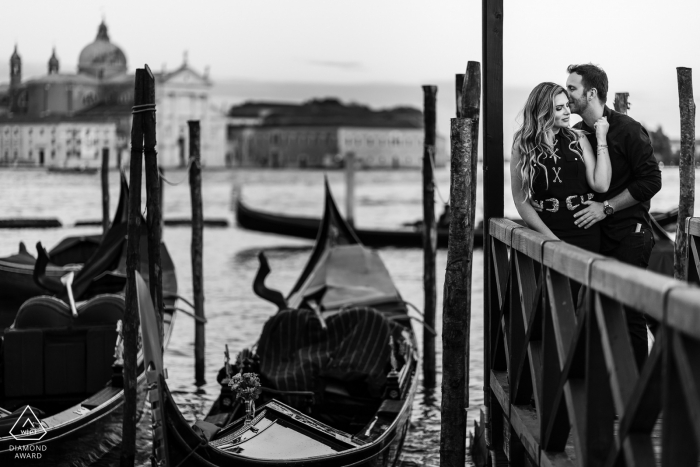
[48, 48, 59, 74]
[10, 45, 21, 87]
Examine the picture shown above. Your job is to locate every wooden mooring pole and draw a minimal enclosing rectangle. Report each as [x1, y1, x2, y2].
[482, 0, 504, 455]
[440, 61, 480, 467]
[614, 92, 630, 114]
[422, 85, 438, 389]
[455, 73, 465, 117]
[675, 67, 696, 281]
[121, 68, 146, 467]
[345, 151, 355, 227]
[142, 65, 164, 346]
[101, 147, 110, 233]
[189, 120, 207, 387]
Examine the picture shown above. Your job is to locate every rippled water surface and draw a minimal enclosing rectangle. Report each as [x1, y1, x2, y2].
[0, 166, 691, 466]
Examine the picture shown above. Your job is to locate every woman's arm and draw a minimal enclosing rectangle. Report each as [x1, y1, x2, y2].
[510, 148, 558, 240]
[579, 118, 611, 192]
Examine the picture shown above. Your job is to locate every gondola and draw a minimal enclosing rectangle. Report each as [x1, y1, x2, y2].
[0, 174, 129, 317]
[0, 176, 178, 466]
[140, 180, 418, 467]
[235, 195, 467, 248]
[236, 194, 681, 250]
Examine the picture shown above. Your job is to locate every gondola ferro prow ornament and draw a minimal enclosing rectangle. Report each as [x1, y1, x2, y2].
[253, 251, 287, 310]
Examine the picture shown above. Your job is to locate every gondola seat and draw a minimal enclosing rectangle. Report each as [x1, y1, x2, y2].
[3, 294, 125, 398]
[256, 306, 405, 410]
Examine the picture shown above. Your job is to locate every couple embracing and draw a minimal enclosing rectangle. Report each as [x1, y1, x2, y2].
[510, 64, 662, 370]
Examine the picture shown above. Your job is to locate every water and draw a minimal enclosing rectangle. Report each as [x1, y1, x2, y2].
[0, 165, 693, 466]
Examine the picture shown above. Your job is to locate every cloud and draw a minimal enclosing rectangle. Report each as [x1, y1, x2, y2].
[307, 59, 362, 70]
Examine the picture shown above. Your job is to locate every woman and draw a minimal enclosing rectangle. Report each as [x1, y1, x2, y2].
[510, 82, 610, 253]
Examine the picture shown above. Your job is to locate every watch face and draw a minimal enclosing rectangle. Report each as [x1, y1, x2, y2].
[604, 206, 614, 216]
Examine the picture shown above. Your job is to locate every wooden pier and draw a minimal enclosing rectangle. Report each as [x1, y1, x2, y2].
[473, 217, 700, 466]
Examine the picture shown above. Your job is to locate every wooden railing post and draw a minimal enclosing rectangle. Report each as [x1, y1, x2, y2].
[483, 0, 504, 454]
[121, 68, 146, 467]
[101, 147, 110, 233]
[422, 85, 438, 389]
[440, 61, 480, 467]
[188, 120, 206, 387]
[675, 67, 696, 281]
[142, 65, 164, 346]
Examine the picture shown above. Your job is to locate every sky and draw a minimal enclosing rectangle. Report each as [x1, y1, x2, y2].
[1, 0, 698, 143]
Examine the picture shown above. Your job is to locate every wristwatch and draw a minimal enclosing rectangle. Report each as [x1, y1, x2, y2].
[603, 200, 614, 216]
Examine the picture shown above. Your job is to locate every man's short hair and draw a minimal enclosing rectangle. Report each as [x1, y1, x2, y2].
[567, 63, 608, 103]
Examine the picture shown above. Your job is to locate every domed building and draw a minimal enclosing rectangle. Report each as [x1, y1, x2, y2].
[0, 20, 226, 168]
[78, 21, 127, 79]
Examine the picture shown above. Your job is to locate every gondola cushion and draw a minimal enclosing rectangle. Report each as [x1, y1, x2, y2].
[256, 306, 404, 408]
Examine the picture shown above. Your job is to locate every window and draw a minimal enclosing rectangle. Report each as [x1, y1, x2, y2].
[28, 150, 32, 159]
[51, 150, 55, 159]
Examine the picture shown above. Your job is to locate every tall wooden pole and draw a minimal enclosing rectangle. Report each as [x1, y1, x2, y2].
[345, 151, 355, 227]
[440, 61, 481, 467]
[189, 120, 206, 387]
[675, 68, 696, 281]
[614, 92, 630, 114]
[121, 68, 145, 467]
[422, 85, 438, 389]
[455, 74, 465, 118]
[101, 147, 110, 233]
[483, 0, 504, 451]
[142, 65, 164, 346]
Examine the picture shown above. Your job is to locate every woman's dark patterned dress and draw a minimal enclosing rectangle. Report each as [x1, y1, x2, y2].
[531, 134, 601, 253]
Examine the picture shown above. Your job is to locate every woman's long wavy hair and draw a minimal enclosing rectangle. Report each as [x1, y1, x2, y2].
[513, 82, 582, 201]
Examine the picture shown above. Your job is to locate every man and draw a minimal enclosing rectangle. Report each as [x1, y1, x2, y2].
[566, 63, 662, 370]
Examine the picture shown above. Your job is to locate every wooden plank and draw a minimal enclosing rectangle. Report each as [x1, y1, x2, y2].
[688, 217, 700, 237]
[515, 251, 537, 329]
[542, 241, 607, 286]
[545, 269, 577, 365]
[618, 329, 663, 436]
[491, 370, 511, 418]
[619, 434, 656, 467]
[511, 404, 541, 466]
[589, 259, 683, 323]
[688, 234, 700, 284]
[489, 218, 522, 245]
[594, 293, 639, 414]
[671, 331, 700, 447]
[662, 329, 698, 466]
[510, 227, 553, 263]
[666, 287, 700, 340]
[540, 292, 570, 451]
[539, 450, 576, 467]
[491, 233, 510, 310]
[510, 255, 531, 405]
[585, 305, 615, 466]
[528, 341, 544, 420]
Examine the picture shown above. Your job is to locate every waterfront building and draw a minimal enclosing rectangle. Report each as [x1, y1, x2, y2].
[0, 21, 226, 168]
[226, 99, 447, 169]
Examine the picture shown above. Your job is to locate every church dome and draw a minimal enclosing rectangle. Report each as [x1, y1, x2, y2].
[78, 21, 127, 79]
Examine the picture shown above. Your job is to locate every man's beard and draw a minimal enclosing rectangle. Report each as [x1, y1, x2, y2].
[569, 96, 587, 115]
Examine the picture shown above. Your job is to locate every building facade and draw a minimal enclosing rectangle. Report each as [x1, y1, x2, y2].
[0, 118, 117, 167]
[0, 21, 226, 168]
[226, 100, 447, 169]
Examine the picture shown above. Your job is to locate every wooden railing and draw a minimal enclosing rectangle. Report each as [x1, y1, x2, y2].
[483, 217, 700, 467]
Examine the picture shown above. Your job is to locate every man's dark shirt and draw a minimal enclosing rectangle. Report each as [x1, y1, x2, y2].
[574, 106, 662, 249]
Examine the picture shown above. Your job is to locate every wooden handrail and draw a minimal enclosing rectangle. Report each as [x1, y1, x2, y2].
[481, 216, 700, 466]
[490, 217, 700, 333]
